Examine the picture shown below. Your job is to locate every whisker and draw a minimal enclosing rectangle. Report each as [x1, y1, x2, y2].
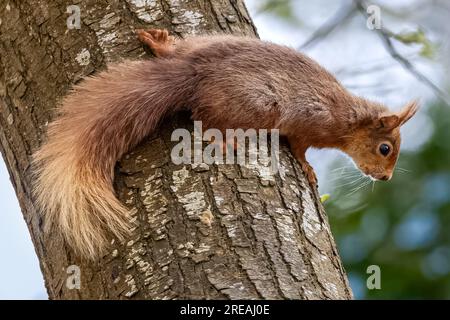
[328, 174, 363, 184]
[328, 172, 362, 181]
[329, 167, 360, 176]
[330, 166, 353, 173]
[348, 180, 366, 193]
[329, 170, 359, 177]
[346, 178, 371, 197]
[334, 175, 366, 188]
[329, 167, 359, 175]
[329, 168, 358, 174]
[350, 181, 371, 196]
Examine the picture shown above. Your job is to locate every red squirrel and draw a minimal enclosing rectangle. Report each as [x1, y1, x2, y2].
[33, 29, 418, 260]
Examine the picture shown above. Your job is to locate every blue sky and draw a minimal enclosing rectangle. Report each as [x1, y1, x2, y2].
[0, 160, 46, 299]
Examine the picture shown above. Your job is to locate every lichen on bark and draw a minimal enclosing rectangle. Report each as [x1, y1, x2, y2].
[0, 0, 352, 299]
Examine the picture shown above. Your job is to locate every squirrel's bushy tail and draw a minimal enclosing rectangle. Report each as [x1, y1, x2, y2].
[33, 59, 195, 260]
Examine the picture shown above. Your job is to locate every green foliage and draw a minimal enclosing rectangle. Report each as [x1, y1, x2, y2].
[393, 29, 436, 58]
[320, 193, 331, 203]
[257, 0, 299, 24]
[326, 103, 450, 299]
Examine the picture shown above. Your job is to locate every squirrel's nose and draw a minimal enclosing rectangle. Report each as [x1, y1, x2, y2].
[380, 174, 391, 181]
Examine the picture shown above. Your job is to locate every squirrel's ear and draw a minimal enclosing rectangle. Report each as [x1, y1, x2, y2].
[378, 114, 400, 130]
[398, 100, 419, 126]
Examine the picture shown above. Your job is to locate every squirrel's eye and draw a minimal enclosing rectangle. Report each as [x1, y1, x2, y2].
[379, 143, 391, 156]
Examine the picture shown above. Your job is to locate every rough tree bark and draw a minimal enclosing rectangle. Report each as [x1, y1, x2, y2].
[0, 0, 352, 299]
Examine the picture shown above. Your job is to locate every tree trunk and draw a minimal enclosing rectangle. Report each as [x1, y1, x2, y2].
[0, 0, 352, 299]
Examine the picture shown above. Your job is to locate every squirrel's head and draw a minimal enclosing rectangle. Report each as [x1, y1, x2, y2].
[342, 100, 419, 181]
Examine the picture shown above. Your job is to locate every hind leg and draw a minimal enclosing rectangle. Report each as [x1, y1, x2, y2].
[137, 28, 175, 57]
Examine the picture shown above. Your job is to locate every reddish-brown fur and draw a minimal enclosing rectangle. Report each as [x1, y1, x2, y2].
[33, 29, 418, 259]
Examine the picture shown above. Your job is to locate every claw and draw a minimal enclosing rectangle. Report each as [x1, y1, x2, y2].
[301, 161, 318, 188]
[136, 28, 174, 57]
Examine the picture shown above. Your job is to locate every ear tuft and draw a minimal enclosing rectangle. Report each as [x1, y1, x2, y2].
[379, 114, 400, 130]
[399, 100, 419, 126]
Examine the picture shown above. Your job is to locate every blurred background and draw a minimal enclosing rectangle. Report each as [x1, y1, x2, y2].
[0, 0, 449, 299]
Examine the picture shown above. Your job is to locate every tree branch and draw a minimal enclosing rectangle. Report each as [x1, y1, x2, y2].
[299, 2, 357, 50]
[354, 0, 450, 107]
